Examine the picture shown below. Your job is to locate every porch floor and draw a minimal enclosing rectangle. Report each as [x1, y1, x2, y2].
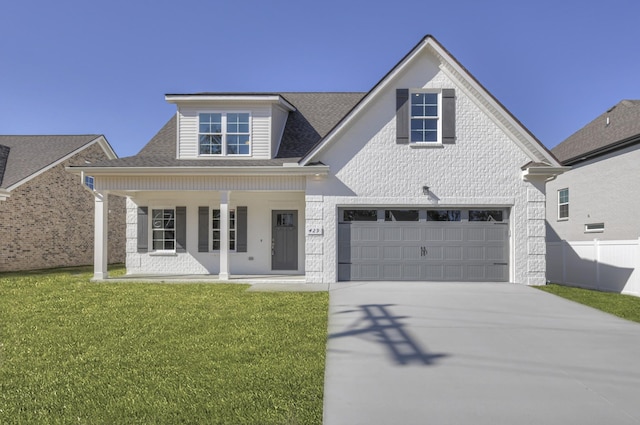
[98, 274, 328, 292]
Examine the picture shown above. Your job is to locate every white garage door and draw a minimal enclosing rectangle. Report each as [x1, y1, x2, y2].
[337, 208, 509, 281]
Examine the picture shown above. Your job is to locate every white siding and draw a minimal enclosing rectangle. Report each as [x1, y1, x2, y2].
[177, 103, 272, 159]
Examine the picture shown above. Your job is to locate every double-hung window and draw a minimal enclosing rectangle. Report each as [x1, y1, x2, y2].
[152, 208, 175, 250]
[199, 112, 250, 156]
[410, 91, 440, 143]
[558, 188, 569, 220]
[212, 209, 236, 250]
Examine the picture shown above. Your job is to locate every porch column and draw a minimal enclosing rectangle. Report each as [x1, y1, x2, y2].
[219, 191, 230, 280]
[93, 192, 109, 280]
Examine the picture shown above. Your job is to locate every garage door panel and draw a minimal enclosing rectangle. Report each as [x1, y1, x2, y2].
[359, 227, 380, 242]
[383, 227, 402, 241]
[444, 228, 463, 242]
[402, 227, 421, 241]
[402, 245, 421, 260]
[383, 246, 402, 260]
[444, 265, 464, 280]
[424, 228, 444, 241]
[360, 246, 379, 260]
[443, 246, 463, 260]
[382, 264, 401, 279]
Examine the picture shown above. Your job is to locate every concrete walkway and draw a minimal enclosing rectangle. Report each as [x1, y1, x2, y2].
[323, 282, 640, 425]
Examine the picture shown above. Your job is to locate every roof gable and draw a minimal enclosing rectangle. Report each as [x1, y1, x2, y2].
[0, 135, 115, 189]
[300, 35, 560, 167]
[552, 100, 640, 164]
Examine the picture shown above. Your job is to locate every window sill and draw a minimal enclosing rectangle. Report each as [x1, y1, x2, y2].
[557, 218, 569, 222]
[409, 142, 444, 149]
[150, 251, 178, 257]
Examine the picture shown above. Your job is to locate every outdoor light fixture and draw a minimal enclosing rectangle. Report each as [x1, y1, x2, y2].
[423, 185, 430, 195]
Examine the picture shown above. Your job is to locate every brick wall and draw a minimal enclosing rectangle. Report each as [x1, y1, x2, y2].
[0, 143, 125, 272]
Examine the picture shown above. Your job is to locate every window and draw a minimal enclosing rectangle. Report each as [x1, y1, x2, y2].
[427, 210, 461, 221]
[152, 209, 175, 250]
[199, 112, 250, 156]
[410, 91, 439, 143]
[469, 210, 503, 222]
[212, 209, 236, 250]
[84, 175, 94, 190]
[343, 210, 378, 221]
[585, 223, 604, 233]
[558, 188, 569, 220]
[385, 210, 419, 221]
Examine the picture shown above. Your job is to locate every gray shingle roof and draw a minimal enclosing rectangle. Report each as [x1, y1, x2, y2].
[552, 100, 640, 164]
[0, 135, 102, 189]
[83, 93, 365, 168]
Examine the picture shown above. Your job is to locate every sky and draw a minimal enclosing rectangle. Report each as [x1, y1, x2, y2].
[1, 0, 639, 158]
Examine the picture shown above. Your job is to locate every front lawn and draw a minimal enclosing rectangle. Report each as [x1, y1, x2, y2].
[0, 266, 328, 424]
[536, 284, 640, 323]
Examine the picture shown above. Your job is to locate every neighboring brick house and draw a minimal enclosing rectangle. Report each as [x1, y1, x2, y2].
[0, 135, 125, 272]
[71, 35, 565, 285]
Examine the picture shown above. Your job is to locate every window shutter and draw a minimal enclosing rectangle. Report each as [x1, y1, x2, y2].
[396, 89, 409, 144]
[442, 89, 456, 144]
[198, 207, 209, 252]
[176, 206, 187, 253]
[137, 207, 148, 253]
[237, 206, 248, 253]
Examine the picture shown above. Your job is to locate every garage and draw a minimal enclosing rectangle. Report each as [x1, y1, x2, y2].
[337, 208, 509, 281]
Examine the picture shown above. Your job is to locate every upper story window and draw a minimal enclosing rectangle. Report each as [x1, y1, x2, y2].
[410, 91, 440, 143]
[199, 112, 250, 156]
[558, 188, 569, 220]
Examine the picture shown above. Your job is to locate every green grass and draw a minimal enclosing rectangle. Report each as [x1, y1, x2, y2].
[0, 266, 328, 424]
[537, 284, 640, 323]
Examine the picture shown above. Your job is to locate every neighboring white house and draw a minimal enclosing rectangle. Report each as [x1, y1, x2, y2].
[546, 100, 640, 295]
[69, 35, 564, 285]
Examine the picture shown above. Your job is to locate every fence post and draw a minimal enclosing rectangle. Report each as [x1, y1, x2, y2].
[562, 240, 567, 284]
[594, 238, 600, 290]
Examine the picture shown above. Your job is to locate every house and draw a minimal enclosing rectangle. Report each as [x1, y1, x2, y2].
[69, 35, 564, 285]
[0, 135, 125, 272]
[546, 100, 640, 295]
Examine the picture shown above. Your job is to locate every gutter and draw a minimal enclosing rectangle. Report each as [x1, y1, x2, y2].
[561, 134, 640, 165]
[66, 164, 330, 177]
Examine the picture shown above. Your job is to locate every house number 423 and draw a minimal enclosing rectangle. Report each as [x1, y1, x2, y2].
[307, 227, 323, 235]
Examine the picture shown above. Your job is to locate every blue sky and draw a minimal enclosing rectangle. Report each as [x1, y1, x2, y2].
[1, 0, 639, 158]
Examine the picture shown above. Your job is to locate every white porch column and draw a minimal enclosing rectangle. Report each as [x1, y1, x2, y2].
[219, 191, 230, 280]
[93, 192, 109, 280]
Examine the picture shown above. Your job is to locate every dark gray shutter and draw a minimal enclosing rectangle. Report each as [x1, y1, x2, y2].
[237, 206, 248, 253]
[442, 89, 456, 144]
[198, 207, 209, 252]
[137, 207, 148, 253]
[396, 89, 409, 144]
[176, 206, 186, 253]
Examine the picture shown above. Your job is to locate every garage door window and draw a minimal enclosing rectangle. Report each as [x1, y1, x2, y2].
[427, 210, 461, 221]
[469, 210, 503, 222]
[385, 210, 419, 221]
[343, 210, 378, 221]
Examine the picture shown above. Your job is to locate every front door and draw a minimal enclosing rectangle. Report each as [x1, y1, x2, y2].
[272, 210, 298, 270]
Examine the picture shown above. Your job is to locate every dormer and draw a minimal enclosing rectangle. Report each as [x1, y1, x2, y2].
[165, 93, 296, 160]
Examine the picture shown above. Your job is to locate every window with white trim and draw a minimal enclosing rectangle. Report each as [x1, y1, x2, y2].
[84, 175, 94, 190]
[199, 112, 250, 156]
[585, 223, 604, 233]
[410, 91, 440, 143]
[212, 209, 236, 250]
[152, 209, 175, 250]
[558, 188, 569, 220]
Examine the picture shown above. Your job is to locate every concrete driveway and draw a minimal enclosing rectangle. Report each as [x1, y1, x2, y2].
[323, 282, 640, 425]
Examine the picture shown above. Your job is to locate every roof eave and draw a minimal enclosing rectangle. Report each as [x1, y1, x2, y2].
[66, 164, 329, 177]
[164, 94, 296, 112]
[521, 166, 569, 181]
[560, 133, 640, 165]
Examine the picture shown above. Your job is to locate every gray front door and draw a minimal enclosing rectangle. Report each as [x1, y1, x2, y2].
[272, 210, 298, 270]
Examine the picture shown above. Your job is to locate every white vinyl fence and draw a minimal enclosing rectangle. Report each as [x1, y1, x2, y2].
[546, 239, 640, 296]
